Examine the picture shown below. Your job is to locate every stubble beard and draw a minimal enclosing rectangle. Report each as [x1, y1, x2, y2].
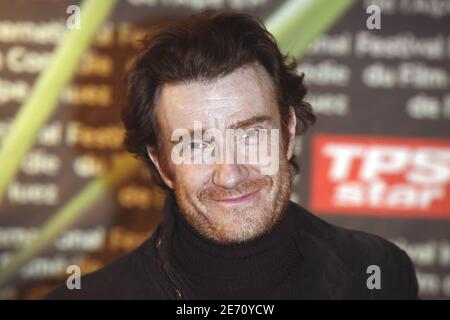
[173, 156, 294, 244]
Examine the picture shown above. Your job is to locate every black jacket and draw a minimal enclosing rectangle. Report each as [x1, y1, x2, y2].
[46, 196, 419, 300]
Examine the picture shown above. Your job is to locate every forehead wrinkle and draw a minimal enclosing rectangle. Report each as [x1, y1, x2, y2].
[156, 63, 278, 132]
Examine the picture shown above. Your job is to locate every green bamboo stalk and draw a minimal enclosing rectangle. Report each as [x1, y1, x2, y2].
[0, 0, 119, 203]
[266, 0, 354, 58]
[0, 153, 140, 285]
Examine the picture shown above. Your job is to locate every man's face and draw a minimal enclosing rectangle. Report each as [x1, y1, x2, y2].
[148, 63, 297, 244]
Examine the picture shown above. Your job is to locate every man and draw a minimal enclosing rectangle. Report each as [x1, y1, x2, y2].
[47, 10, 418, 299]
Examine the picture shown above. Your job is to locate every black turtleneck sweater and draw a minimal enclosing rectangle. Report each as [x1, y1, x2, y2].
[169, 207, 303, 299]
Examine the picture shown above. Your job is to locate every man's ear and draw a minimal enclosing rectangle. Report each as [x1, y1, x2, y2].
[146, 145, 174, 189]
[286, 106, 297, 160]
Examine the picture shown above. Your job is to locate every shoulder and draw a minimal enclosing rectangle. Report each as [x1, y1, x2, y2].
[45, 231, 164, 300]
[288, 201, 419, 299]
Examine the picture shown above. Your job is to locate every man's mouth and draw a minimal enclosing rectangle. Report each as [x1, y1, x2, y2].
[213, 189, 261, 206]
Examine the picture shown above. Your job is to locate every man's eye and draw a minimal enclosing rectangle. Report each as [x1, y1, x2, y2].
[245, 128, 259, 138]
[243, 128, 260, 143]
[189, 141, 206, 150]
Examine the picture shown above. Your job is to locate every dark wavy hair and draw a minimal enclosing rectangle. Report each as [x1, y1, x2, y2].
[122, 10, 315, 192]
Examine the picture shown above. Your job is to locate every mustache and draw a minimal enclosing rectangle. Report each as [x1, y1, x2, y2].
[198, 177, 272, 201]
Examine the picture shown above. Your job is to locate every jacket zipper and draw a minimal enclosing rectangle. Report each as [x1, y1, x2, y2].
[155, 232, 184, 299]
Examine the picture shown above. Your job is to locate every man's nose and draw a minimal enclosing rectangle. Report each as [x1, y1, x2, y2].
[212, 164, 249, 189]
